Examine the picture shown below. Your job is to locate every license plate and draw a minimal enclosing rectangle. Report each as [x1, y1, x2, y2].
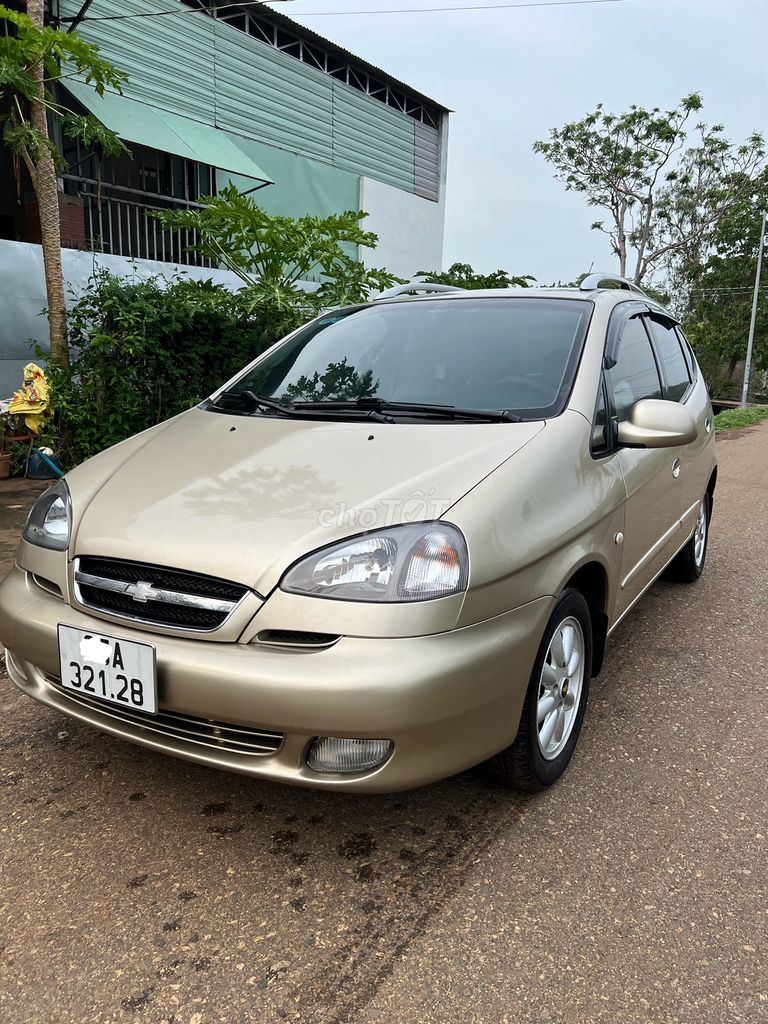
[57, 624, 157, 715]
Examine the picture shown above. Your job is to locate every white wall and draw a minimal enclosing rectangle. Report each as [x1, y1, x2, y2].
[0, 241, 245, 398]
[359, 115, 449, 280]
[359, 178, 446, 280]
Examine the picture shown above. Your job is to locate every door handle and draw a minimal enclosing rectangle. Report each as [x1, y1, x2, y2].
[672, 458, 681, 478]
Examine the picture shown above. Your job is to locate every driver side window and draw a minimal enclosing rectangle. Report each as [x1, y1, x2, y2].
[609, 317, 662, 421]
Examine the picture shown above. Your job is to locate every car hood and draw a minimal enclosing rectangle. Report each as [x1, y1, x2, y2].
[71, 408, 544, 594]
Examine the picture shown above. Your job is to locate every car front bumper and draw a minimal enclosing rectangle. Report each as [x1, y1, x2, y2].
[0, 565, 553, 791]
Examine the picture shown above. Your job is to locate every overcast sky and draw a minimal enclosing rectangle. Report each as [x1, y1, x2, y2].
[285, 0, 767, 284]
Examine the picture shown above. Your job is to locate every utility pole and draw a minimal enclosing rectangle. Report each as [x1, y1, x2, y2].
[741, 211, 767, 408]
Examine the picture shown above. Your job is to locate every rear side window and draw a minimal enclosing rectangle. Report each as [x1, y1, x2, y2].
[609, 316, 662, 420]
[675, 326, 697, 378]
[647, 318, 691, 401]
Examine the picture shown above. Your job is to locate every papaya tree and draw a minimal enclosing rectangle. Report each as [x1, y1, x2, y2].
[154, 184, 402, 315]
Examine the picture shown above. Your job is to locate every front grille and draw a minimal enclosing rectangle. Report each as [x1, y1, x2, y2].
[74, 557, 249, 631]
[51, 681, 283, 756]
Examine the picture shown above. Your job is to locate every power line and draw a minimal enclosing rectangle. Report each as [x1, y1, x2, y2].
[294, 0, 626, 15]
[63, 2, 289, 24]
[689, 286, 768, 292]
[70, 0, 626, 24]
[689, 288, 768, 295]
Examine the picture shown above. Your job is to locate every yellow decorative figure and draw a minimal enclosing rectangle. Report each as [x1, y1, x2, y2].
[8, 363, 51, 434]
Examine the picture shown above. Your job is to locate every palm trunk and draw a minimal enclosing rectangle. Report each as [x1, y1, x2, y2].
[27, 0, 69, 369]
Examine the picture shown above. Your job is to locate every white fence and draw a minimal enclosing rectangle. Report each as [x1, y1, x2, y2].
[0, 241, 244, 399]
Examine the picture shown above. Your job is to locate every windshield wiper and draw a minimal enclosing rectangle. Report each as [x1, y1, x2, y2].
[209, 390, 394, 422]
[211, 389, 299, 417]
[293, 398, 524, 423]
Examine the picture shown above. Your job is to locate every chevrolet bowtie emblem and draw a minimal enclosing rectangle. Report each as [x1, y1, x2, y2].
[128, 581, 156, 603]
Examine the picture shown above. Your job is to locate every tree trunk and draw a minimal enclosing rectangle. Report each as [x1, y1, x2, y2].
[632, 196, 655, 286]
[27, 0, 69, 369]
[616, 200, 628, 278]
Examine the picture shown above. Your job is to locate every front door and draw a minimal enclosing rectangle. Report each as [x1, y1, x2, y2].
[608, 313, 687, 619]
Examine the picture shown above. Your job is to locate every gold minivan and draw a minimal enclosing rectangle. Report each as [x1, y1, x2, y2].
[0, 275, 716, 792]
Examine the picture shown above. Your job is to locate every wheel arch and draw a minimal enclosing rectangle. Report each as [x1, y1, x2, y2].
[707, 466, 718, 509]
[564, 560, 609, 677]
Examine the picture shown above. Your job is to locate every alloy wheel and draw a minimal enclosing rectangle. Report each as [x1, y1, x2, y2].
[694, 501, 707, 568]
[536, 616, 585, 761]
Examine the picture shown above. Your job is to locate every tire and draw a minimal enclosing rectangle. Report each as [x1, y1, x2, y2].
[486, 588, 592, 792]
[665, 493, 710, 584]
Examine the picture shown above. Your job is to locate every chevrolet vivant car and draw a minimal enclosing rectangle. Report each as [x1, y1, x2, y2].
[0, 274, 716, 792]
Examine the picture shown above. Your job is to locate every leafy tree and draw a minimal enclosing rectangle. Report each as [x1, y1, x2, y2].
[416, 262, 534, 289]
[534, 94, 765, 285]
[154, 184, 402, 313]
[682, 168, 768, 393]
[0, 3, 128, 366]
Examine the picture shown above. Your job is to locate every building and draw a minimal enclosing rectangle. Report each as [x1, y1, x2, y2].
[0, 0, 450, 394]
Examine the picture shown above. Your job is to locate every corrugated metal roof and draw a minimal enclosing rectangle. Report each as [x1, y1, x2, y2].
[215, 4, 451, 114]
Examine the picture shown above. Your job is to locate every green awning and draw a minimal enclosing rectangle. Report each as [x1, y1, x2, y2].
[63, 81, 274, 187]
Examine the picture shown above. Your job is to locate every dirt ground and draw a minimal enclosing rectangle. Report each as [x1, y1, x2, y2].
[0, 427, 766, 1024]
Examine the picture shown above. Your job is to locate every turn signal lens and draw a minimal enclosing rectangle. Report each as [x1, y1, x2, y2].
[306, 737, 394, 774]
[398, 531, 463, 600]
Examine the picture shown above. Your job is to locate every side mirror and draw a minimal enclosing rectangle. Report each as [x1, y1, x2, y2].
[617, 399, 698, 449]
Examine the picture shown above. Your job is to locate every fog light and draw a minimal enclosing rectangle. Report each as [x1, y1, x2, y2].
[306, 737, 394, 774]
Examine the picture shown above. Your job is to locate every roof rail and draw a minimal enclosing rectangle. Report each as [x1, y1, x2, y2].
[373, 282, 466, 301]
[579, 273, 645, 295]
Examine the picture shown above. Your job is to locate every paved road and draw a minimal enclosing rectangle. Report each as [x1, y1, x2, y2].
[1, 428, 766, 1024]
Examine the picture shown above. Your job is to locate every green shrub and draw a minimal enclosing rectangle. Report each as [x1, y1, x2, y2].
[416, 262, 534, 290]
[44, 270, 305, 467]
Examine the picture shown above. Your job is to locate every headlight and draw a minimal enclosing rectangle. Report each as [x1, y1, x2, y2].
[281, 523, 468, 602]
[22, 480, 71, 551]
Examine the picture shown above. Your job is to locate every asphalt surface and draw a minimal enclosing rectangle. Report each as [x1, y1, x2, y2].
[0, 428, 766, 1024]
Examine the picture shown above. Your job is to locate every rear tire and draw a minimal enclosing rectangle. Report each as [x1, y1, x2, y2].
[486, 588, 592, 792]
[665, 493, 710, 583]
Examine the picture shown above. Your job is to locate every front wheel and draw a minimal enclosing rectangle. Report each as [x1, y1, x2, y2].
[486, 588, 592, 792]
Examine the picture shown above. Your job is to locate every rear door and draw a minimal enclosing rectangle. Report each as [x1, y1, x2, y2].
[644, 314, 702, 516]
[607, 309, 688, 620]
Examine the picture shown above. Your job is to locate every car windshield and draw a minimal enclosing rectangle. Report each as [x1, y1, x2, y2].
[223, 297, 591, 417]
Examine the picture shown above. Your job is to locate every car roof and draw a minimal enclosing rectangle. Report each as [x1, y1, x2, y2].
[372, 286, 671, 316]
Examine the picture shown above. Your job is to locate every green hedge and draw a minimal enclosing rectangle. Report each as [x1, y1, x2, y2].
[44, 271, 305, 467]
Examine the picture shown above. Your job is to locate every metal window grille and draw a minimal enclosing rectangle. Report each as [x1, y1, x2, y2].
[63, 176, 215, 267]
